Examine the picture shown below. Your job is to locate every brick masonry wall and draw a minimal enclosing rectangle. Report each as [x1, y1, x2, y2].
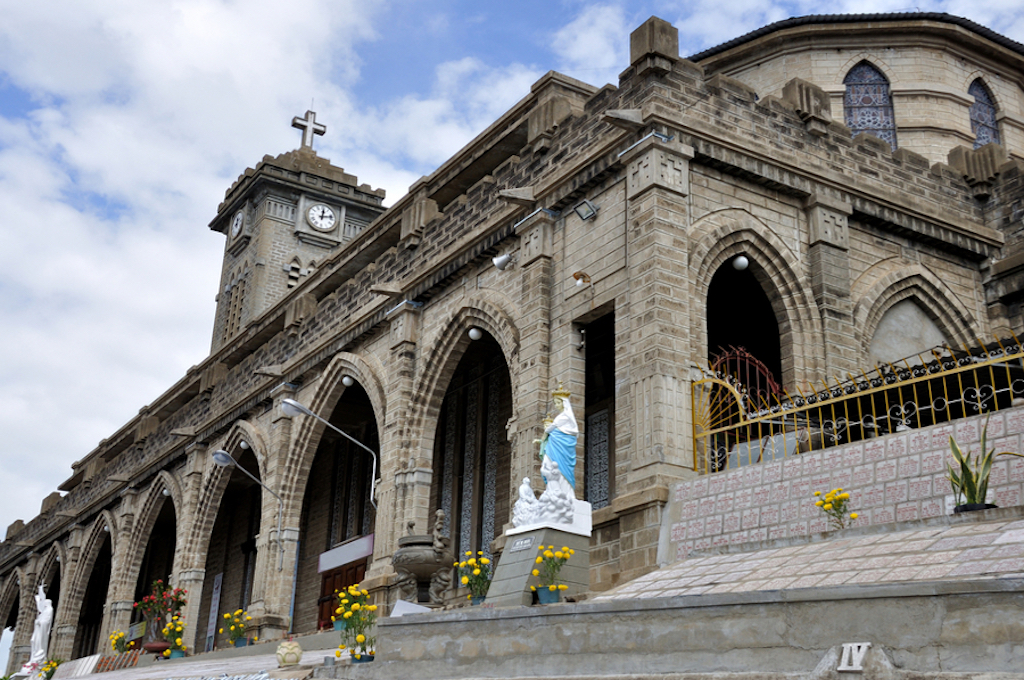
[667, 406, 1024, 560]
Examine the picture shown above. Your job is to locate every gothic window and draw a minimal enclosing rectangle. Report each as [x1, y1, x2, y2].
[968, 79, 1000, 149]
[843, 62, 897, 150]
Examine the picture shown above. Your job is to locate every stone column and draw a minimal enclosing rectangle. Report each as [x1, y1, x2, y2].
[176, 441, 208, 651]
[49, 526, 83, 661]
[365, 301, 422, 589]
[11, 560, 38, 670]
[105, 487, 138, 638]
[805, 194, 858, 376]
[510, 210, 555, 502]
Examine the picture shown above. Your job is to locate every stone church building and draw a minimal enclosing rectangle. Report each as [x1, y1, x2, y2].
[2, 13, 1023, 671]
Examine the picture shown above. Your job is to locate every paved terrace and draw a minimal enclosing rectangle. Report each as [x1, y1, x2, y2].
[598, 506, 1024, 601]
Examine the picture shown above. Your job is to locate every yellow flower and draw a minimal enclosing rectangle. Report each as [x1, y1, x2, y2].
[850, 513, 859, 520]
[176, 638, 182, 646]
[823, 504, 833, 511]
[467, 558, 477, 566]
[335, 650, 341, 658]
[354, 654, 361, 660]
[351, 603, 361, 611]
[840, 493, 850, 500]
[544, 550, 554, 559]
[230, 625, 235, 631]
[813, 491, 821, 496]
[459, 561, 467, 568]
[341, 599, 349, 604]
[535, 556, 543, 564]
[548, 585, 556, 591]
[478, 551, 483, 555]
[530, 586, 536, 591]
[219, 628, 223, 634]
[554, 551, 563, 559]
[473, 568, 481, 576]
[562, 546, 569, 552]
[254, 637, 258, 642]
[538, 546, 545, 552]
[331, 616, 336, 622]
[246, 616, 252, 621]
[361, 590, 368, 596]
[224, 613, 230, 619]
[235, 609, 243, 615]
[163, 650, 170, 658]
[368, 605, 377, 612]
[343, 611, 352, 619]
[461, 576, 469, 585]
[335, 607, 342, 614]
[356, 634, 365, 644]
[532, 569, 540, 576]
[176, 627, 183, 632]
[465, 551, 472, 556]
[836, 488, 843, 493]
[815, 500, 824, 507]
[558, 584, 568, 590]
[453, 562, 459, 567]
[569, 549, 575, 555]
[480, 557, 490, 565]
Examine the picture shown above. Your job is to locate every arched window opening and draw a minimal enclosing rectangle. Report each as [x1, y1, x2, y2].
[430, 333, 512, 560]
[73, 534, 111, 659]
[293, 381, 379, 633]
[707, 260, 783, 404]
[131, 499, 176, 629]
[844, 62, 897, 150]
[968, 79, 1000, 149]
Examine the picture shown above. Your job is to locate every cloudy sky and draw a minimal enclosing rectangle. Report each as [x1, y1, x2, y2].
[1, 0, 1023, 592]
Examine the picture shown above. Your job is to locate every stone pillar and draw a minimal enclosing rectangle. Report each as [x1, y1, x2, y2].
[805, 194, 858, 376]
[177, 441, 208, 651]
[617, 104, 694, 581]
[511, 210, 555, 501]
[11, 561, 38, 670]
[366, 301, 422, 589]
[49, 526, 84, 661]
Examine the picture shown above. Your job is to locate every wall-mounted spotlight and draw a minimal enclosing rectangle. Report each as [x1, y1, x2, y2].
[573, 271, 592, 287]
[162, 488, 171, 497]
[572, 199, 599, 221]
[103, 525, 109, 532]
[239, 440, 250, 450]
[342, 375, 355, 387]
[576, 328, 586, 352]
[468, 327, 484, 341]
[732, 255, 749, 271]
[492, 253, 514, 271]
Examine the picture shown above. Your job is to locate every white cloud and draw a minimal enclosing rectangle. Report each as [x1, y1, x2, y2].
[551, 4, 630, 86]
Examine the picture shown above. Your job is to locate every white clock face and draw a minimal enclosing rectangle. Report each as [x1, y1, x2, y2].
[307, 204, 336, 231]
[231, 210, 245, 237]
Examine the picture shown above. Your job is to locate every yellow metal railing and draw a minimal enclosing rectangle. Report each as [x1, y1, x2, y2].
[692, 335, 1024, 474]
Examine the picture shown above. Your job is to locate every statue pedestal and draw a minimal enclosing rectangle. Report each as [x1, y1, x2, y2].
[486, 525, 590, 607]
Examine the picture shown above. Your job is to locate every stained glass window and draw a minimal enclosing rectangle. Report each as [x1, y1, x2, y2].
[843, 62, 898, 151]
[968, 79, 1000, 149]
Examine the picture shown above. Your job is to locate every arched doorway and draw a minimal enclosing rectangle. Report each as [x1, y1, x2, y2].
[196, 450, 262, 651]
[130, 499, 176, 633]
[73, 534, 111, 658]
[292, 382, 378, 634]
[0, 578, 19, 675]
[707, 258, 783, 401]
[430, 332, 513, 558]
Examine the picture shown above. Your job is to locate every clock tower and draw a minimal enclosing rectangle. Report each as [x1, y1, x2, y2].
[209, 111, 386, 351]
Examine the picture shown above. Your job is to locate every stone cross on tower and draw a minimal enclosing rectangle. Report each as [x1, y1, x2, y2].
[291, 110, 326, 149]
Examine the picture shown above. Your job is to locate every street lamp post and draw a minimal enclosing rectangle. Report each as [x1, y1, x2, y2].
[211, 450, 285, 571]
[280, 398, 378, 508]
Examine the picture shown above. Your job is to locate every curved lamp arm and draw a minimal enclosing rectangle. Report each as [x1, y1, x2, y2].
[211, 450, 284, 571]
[281, 398, 378, 509]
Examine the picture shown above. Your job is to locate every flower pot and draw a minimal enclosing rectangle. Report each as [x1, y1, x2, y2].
[954, 503, 998, 513]
[276, 640, 303, 667]
[333, 619, 346, 631]
[350, 653, 375, 663]
[232, 638, 248, 647]
[168, 650, 185, 659]
[470, 595, 486, 606]
[142, 641, 171, 654]
[536, 588, 560, 605]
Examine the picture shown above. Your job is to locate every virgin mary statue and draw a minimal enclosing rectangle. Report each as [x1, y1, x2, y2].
[540, 385, 578, 489]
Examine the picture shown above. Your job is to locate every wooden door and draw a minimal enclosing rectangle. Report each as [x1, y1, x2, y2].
[317, 561, 366, 629]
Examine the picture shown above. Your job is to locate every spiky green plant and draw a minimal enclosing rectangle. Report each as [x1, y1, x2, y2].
[947, 418, 1023, 506]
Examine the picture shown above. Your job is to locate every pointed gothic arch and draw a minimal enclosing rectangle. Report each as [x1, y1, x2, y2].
[968, 78, 1001, 148]
[404, 294, 520, 470]
[853, 262, 978, 360]
[0, 568, 23, 675]
[65, 512, 117, 659]
[691, 209, 825, 388]
[843, 60, 898, 150]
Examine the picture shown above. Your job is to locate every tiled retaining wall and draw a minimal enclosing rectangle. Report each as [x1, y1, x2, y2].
[667, 406, 1024, 560]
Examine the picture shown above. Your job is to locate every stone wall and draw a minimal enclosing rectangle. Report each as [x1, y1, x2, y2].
[667, 407, 1024, 561]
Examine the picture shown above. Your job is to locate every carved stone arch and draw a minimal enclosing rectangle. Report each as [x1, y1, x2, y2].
[34, 543, 63, 593]
[183, 424, 268, 568]
[282, 351, 388, 525]
[833, 54, 898, 87]
[404, 292, 521, 468]
[59, 511, 116, 657]
[0, 566, 24, 631]
[691, 208, 825, 387]
[113, 471, 182, 603]
[853, 262, 978, 360]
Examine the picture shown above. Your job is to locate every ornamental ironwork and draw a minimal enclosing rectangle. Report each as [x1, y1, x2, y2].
[692, 335, 1024, 473]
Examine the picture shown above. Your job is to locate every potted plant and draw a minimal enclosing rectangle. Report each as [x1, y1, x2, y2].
[333, 583, 377, 662]
[813, 488, 858, 530]
[530, 545, 574, 604]
[133, 580, 187, 653]
[456, 551, 492, 604]
[219, 609, 256, 646]
[108, 631, 134, 655]
[37, 660, 61, 679]
[948, 419, 1022, 512]
[160, 615, 187, 658]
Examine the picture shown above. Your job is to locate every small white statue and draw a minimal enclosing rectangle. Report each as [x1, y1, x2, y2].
[535, 459, 575, 525]
[24, 585, 52, 670]
[512, 477, 540, 526]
